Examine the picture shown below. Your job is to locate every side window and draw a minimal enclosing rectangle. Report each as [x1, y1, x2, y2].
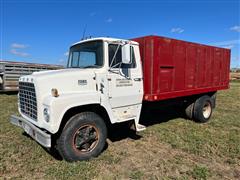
[108, 44, 136, 68]
[109, 44, 122, 68]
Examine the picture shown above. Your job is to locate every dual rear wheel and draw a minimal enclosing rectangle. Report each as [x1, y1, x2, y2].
[185, 95, 213, 123]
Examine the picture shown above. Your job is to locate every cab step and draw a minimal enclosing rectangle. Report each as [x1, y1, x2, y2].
[135, 124, 146, 132]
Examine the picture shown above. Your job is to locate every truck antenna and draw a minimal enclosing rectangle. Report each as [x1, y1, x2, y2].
[82, 24, 87, 40]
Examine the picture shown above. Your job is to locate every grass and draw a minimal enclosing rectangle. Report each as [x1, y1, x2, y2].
[0, 82, 239, 179]
[189, 165, 209, 180]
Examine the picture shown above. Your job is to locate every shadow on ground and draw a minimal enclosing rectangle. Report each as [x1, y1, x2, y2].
[0, 91, 18, 95]
[108, 104, 186, 142]
[22, 132, 63, 160]
[140, 104, 186, 126]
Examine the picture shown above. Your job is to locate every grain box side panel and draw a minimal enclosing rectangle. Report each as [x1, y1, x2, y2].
[213, 48, 221, 86]
[205, 47, 213, 87]
[132, 35, 230, 102]
[185, 44, 197, 89]
[155, 37, 174, 94]
[223, 49, 230, 86]
[143, 37, 155, 98]
[173, 40, 186, 91]
[196, 46, 207, 88]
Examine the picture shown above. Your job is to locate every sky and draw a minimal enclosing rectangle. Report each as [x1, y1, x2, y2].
[0, 0, 240, 67]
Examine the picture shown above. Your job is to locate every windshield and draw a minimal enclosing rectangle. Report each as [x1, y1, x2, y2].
[67, 40, 103, 68]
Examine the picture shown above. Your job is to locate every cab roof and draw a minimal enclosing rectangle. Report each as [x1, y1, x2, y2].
[71, 37, 139, 47]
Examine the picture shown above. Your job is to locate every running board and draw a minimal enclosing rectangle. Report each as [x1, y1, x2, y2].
[135, 124, 146, 132]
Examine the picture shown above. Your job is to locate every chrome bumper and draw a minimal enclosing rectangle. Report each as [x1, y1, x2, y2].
[10, 115, 51, 147]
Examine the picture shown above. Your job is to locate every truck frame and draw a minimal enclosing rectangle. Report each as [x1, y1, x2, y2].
[10, 36, 230, 161]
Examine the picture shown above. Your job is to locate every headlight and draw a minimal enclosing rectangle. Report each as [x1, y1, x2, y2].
[43, 108, 50, 122]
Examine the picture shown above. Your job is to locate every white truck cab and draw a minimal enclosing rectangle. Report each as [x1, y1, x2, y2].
[10, 37, 145, 161]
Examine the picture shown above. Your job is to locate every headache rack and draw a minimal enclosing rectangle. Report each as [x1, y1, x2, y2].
[0, 60, 63, 91]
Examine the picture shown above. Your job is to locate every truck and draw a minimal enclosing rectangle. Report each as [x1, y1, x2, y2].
[10, 35, 230, 162]
[0, 61, 63, 91]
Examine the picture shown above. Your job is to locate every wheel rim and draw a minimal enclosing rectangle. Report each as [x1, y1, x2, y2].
[202, 101, 211, 119]
[73, 124, 99, 153]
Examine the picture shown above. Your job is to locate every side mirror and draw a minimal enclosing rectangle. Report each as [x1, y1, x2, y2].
[121, 43, 131, 64]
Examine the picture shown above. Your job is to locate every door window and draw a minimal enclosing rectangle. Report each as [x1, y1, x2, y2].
[108, 44, 136, 68]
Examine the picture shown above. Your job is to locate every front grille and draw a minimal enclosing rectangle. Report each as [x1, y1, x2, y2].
[19, 82, 37, 121]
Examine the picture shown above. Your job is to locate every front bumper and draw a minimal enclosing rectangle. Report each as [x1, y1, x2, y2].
[10, 115, 51, 147]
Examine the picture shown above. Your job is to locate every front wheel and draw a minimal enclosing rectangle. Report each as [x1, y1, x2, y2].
[57, 112, 107, 162]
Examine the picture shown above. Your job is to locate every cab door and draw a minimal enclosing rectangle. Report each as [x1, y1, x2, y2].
[107, 43, 143, 108]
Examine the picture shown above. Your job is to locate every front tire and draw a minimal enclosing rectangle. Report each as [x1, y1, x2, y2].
[57, 112, 107, 162]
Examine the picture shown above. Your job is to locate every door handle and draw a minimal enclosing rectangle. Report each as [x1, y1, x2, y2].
[134, 78, 142, 81]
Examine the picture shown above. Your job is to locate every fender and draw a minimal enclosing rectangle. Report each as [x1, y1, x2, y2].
[42, 92, 116, 134]
[42, 92, 101, 133]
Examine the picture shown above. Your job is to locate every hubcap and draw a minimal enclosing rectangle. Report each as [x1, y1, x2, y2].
[73, 125, 99, 153]
[202, 102, 211, 119]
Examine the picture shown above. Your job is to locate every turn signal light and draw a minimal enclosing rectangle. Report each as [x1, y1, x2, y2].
[51, 88, 59, 97]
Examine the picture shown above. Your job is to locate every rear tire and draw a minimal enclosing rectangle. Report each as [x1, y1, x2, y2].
[185, 102, 194, 119]
[57, 112, 107, 162]
[193, 95, 213, 123]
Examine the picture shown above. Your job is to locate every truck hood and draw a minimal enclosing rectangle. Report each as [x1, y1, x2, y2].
[32, 68, 93, 79]
[19, 68, 98, 97]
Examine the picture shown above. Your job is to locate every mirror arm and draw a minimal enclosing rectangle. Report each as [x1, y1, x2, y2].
[118, 63, 131, 79]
